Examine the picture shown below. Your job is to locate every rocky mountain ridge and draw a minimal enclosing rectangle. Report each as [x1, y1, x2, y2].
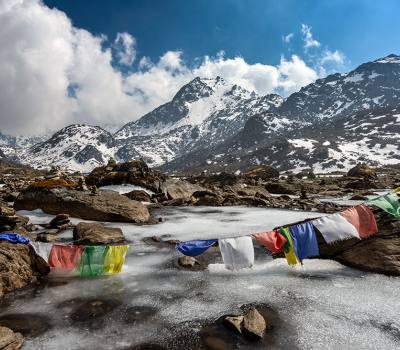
[1, 54, 399, 173]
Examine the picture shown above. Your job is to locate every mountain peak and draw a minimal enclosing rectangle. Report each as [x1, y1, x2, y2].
[373, 54, 400, 64]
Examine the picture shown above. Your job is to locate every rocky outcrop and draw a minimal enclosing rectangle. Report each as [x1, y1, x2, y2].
[86, 159, 164, 192]
[73, 223, 125, 245]
[243, 165, 279, 180]
[317, 210, 400, 275]
[0, 242, 50, 298]
[0, 326, 24, 349]
[347, 163, 377, 178]
[0, 203, 29, 233]
[14, 187, 151, 223]
[160, 178, 204, 200]
[124, 190, 152, 202]
[223, 307, 267, 341]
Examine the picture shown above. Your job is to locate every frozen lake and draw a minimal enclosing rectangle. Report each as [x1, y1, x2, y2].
[2, 207, 400, 349]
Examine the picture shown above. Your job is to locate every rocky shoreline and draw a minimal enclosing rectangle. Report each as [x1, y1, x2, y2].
[0, 158, 399, 348]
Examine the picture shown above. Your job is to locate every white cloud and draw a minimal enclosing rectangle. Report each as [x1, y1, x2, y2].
[301, 24, 320, 49]
[283, 33, 294, 44]
[278, 55, 318, 95]
[0, 0, 327, 136]
[114, 32, 136, 66]
[319, 49, 345, 65]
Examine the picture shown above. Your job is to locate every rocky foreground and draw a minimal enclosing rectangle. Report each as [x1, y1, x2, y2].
[0, 158, 399, 347]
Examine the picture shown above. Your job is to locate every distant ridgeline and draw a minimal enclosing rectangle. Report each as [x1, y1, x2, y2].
[1, 54, 400, 174]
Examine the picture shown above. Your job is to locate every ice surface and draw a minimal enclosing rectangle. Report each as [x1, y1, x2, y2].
[6, 207, 400, 349]
[98, 184, 154, 195]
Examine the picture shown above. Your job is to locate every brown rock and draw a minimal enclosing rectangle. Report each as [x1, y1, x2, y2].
[178, 256, 198, 268]
[0, 242, 50, 298]
[242, 307, 266, 340]
[243, 165, 279, 180]
[347, 163, 377, 178]
[124, 190, 152, 202]
[0, 326, 24, 350]
[14, 187, 151, 223]
[223, 315, 244, 334]
[161, 178, 203, 200]
[73, 222, 125, 245]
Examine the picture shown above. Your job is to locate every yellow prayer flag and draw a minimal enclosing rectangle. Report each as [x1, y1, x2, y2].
[104, 245, 129, 273]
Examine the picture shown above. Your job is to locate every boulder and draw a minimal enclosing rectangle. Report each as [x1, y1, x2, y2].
[265, 182, 296, 195]
[86, 160, 164, 192]
[347, 163, 377, 178]
[243, 165, 279, 180]
[14, 187, 151, 223]
[318, 210, 400, 275]
[49, 214, 70, 229]
[124, 190, 152, 202]
[242, 307, 266, 340]
[160, 178, 203, 200]
[0, 242, 50, 298]
[178, 256, 198, 268]
[223, 315, 244, 334]
[73, 223, 125, 245]
[0, 326, 24, 349]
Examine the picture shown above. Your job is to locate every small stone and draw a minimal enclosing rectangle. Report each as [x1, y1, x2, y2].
[178, 256, 197, 267]
[0, 326, 24, 349]
[223, 315, 244, 334]
[242, 307, 266, 340]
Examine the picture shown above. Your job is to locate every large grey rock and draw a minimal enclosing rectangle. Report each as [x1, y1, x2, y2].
[0, 242, 49, 299]
[242, 307, 266, 340]
[73, 222, 125, 245]
[160, 178, 203, 200]
[0, 326, 24, 349]
[14, 187, 151, 223]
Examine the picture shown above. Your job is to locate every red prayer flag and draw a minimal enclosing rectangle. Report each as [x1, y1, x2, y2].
[48, 245, 84, 269]
[253, 230, 287, 253]
[340, 204, 378, 239]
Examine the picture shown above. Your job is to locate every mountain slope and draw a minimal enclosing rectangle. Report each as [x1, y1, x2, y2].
[277, 54, 400, 123]
[20, 124, 116, 172]
[115, 77, 283, 166]
[162, 106, 400, 173]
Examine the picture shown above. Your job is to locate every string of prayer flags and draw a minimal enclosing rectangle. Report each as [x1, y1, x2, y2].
[218, 236, 254, 271]
[176, 240, 217, 257]
[278, 227, 298, 265]
[367, 194, 400, 219]
[340, 204, 378, 239]
[289, 222, 319, 262]
[104, 245, 129, 273]
[48, 245, 84, 270]
[312, 213, 360, 244]
[253, 230, 287, 254]
[0, 232, 29, 245]
[77, 246, 108, 277]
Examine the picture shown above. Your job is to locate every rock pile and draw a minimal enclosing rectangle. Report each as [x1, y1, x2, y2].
[14, 187, 152, 223]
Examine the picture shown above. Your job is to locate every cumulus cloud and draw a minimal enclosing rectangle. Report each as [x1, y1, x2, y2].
[283, 33, 294, 44]
[278, 55, 318, 95]
[319, 49, 345, 65]
[114, 32, 136, 66]
[301, 24, 320, 49]
[0, 0, 336, 136]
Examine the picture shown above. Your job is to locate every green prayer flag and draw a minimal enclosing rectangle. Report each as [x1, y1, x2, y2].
[77, 246, 108, 277]
[367, 194, 400, 219]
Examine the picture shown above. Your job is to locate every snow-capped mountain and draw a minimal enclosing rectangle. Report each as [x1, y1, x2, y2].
[19, 124, 116, 172]
[115, 76, 283, 166]
[278, 54, 400, 123]
[162, 106, 400, 173]
[6, 54, 400, 173]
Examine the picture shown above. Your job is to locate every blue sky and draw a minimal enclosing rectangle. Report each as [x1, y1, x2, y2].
[44, 0, 400, 70]
[1, 0, 399, 135]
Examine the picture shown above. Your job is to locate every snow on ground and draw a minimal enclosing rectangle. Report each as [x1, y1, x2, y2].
[98, 184, 154, 195]
[6, 206, 400, 349]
